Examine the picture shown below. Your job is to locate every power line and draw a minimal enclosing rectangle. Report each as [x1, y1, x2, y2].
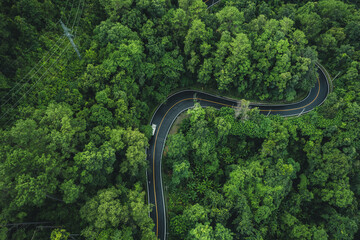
[0, 35, 66, 104]
[71, 0, 84, 31]
[1, 0, 84, 126]
[73, 0, 85, 38]
[0, 37, 68, 108]
[65, 0, 77, 26]
[1, 0, 83, 105]
[61, 0, 70, 24]
[13, 20, 62, 64]
[0, 43, 70, 126]
[0, 43, 71, 126]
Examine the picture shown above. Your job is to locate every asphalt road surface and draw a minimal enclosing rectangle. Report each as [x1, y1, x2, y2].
[147, 66, 330, 240]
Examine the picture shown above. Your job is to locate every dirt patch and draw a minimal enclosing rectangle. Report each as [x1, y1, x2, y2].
[168, 111, 189, 135]
[163, 112, 189, 158]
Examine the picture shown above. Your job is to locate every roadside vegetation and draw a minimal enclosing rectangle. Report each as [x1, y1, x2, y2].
[0, 0, 359, 239]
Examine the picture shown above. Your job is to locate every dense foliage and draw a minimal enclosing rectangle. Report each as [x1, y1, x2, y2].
[0, 0, 359, 239]
[165, 100, 360, 239]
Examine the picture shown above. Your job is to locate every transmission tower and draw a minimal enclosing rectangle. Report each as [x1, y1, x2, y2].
[60, 20, 81, 59]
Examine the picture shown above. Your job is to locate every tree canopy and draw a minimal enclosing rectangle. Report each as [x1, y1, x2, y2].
[1, 0, 360, 239]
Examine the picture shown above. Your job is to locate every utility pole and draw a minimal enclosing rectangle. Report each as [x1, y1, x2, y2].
[60, 20, 81, 59]
[266, 110, 271, 117]
[298, 108, 305, 117]
[332, 72, 341, 82]
[206, 0, 221, 9]
[193, 93, 198, 104]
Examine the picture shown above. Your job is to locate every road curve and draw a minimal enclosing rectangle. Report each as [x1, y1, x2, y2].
[147, 66, 330, 240]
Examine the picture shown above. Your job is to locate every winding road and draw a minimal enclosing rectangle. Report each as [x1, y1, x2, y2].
[146, 65, 330, 240]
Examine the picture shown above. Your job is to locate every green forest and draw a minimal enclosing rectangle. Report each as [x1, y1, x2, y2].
[0, 0, 359, 239]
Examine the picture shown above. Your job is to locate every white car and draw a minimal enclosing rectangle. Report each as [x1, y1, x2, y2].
[152, 124, 157, 136]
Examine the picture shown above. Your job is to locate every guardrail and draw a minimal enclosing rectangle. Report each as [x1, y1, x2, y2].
[147, 60, 332, 240]
[316, 62, 333, 93]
